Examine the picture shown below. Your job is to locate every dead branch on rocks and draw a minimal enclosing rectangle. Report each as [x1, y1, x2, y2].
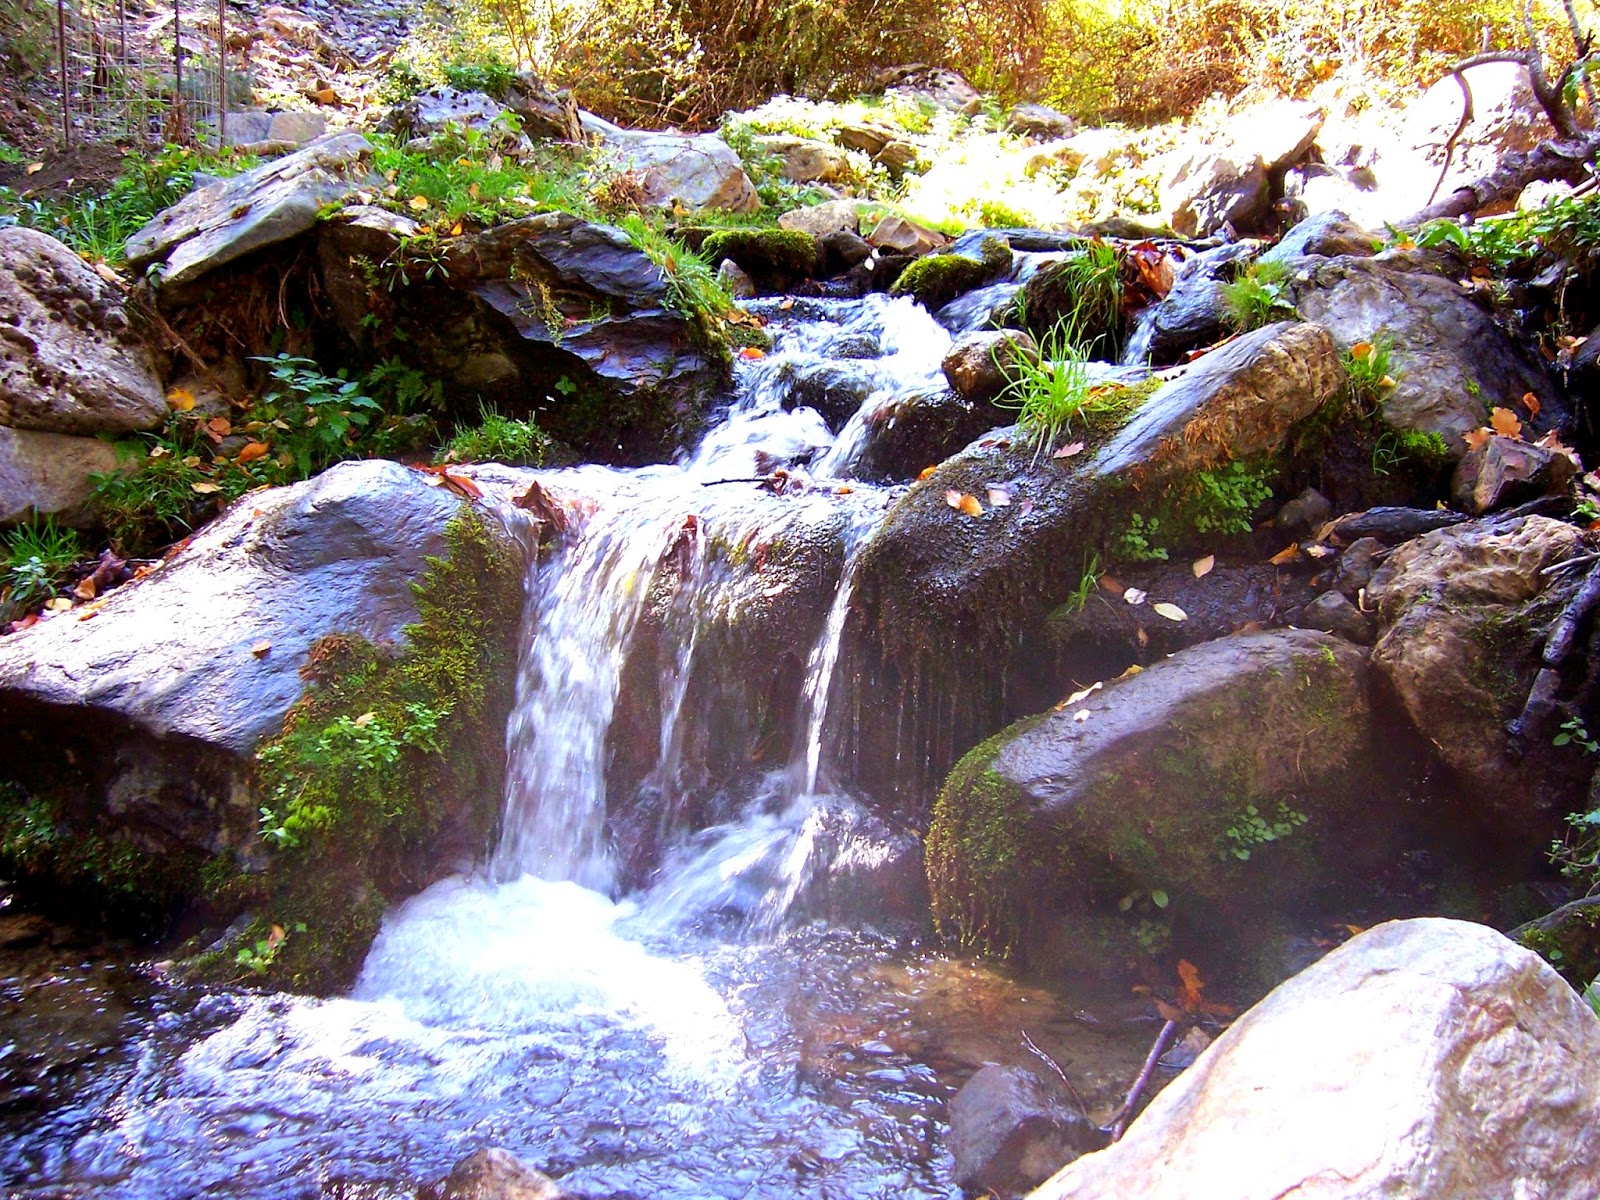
[1508, 556, 1600, 742]
[1107, 1018, 1179, 1141]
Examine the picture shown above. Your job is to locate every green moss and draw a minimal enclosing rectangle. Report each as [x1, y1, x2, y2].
[701, 228, 817, 276]
[889, 236, 1010, 311]
[0, 781, 208, 929]
[220, 506, 522, 993]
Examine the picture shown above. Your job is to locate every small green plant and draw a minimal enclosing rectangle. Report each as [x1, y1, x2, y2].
[1221, 801, 1308, 861]
[997, 319, 1095, 459]
[1064, 551, 1101, 614]
[1343, 335, 1398, 414]
[442, 405, 552, 466]
[441, 58, 520, 97]
[235, 920, 307, 975]
[90, 438, 215, 554]
[3, 517, 81, 606]
[1556, 717, 1600, 754]
[618, 214, 733, 322]
[1371, 429, 1450, 478]
[1116, 512, 1168, 562]
[253, 354, 383, 478]
[1177, 461, 1275, 537]
[1221, 259, 1296, 331]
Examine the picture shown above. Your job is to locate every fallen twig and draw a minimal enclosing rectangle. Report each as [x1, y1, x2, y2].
[1107, 1018, 1179, 1141]
[1022, 1028, 1090, 1116]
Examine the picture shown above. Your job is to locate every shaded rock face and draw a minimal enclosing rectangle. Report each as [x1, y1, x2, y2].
[1032, 919, 1600, 1200]
[927, 629, 1399, 984]
[1289, 256, 1563, 450]
[1367, 514, 1589, 846]
[1130, 241, 1254, 366]
[851, 384, 1000, 483]
[0, 426, 129, 526]
[125, 132, 378, 289]
[949, 1065, 1106, 1198]
[0, 227, 166, 436]
[1451, 433, 1578, 514]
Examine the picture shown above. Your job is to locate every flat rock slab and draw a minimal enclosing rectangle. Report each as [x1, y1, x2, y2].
[125, 131, 377, 289]
[1032, 918, 1600, 1199]
[0, 459, 476, 753]
[597, 131, 759, 213]
[0, 227, 166, 435]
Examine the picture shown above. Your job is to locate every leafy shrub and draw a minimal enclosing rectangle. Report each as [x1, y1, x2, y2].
[1175, 461, 1276, 536]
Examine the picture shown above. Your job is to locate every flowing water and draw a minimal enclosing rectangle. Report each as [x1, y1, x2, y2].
[0, 297, 1152, 1199]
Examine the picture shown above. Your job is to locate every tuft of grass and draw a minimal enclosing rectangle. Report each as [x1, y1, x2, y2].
[3, 517, 81, 607]
[441, 405, 552, 466]
[997, 318, 1095, 459]
[1220, 258, 1296, 331]
[618, 213, 733, 321]
[1343, 334, 1397, 415]
[1016, 239, 1123, 357]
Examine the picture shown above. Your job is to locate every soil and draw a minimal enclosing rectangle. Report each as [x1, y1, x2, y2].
[0, 142, 128, 196]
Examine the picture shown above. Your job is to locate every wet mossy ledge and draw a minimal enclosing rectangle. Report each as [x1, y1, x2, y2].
[0, 507, 523, 993]
[201, 508, 522, 992]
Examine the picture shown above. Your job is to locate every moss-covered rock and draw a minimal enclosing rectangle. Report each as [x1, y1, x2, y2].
[889, 235, 1011, 312]
[700, 228, 818, 289]
[925, 629, 1421, 992]
[1513, 898, 1600, 989]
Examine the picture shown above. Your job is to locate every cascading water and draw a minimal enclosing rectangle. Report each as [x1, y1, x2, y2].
[0, 294, 1150, 1199]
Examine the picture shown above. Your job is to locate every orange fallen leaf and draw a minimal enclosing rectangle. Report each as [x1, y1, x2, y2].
[236, 441, 270, 463]
[738, 346, 766, 360]
[73, 577, 97, 601]
[952, 492, 984, 516]
[251, 641, 272, 658]
[207, 416, 232, 437]
[1520, 391, 1541, 416]
[1350, 341, 1372, 360]
[167, 387, 196, 412]
[1463, 426, 1492, 451]
[917, 465, 938, 481]
[1269, 543, 1301, 565]
[1489, 406, 1522, 438]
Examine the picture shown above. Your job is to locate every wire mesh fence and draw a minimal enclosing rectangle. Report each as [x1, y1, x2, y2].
[51, 0, 247, 151]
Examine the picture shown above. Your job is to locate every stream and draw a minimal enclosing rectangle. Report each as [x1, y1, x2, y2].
[0, 289, 1154, 1198]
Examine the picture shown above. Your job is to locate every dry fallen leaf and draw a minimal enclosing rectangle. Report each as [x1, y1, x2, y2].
[166, 387, 196, 412]
[1350, 341, 1372, 360]
[1521, 391, 1542, 416]
[190, 481, 222, 495]
[236, 441, 270, 464]
[1065, 681, 1103, 705]
[779, 298, 795, 310]
[1269, 543, 1301, 565]
[987, 486, 1011, 507]
[1152, 601, 1188, 622]
[354, 711, 377, 727]
[207, 416, 232, 437]
[1463, 426, 1493, 451]
[1192, 554, 1215, 578]
[1117, 663, 1144, 679]
[1489, 406, 1522, 438]
[73, 577, 97, 601]
[738, 346, 766, 360]
[958, 493, 983, 517]
[1073, 709, 1091, 722]
[917, 465, 938, 481]
[1303, 542, 1335, 559]
[26, 162, 44, 175]
[1099, 574, 1125, 597]
[408, 194, 430, 211]
[251, 641, 272, 658]
[1124, 587, 1148, 605]
[1052, 441, 1086, 460]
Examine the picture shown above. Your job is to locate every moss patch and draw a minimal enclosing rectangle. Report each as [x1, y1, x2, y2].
[200, 506, 523, 993]
[701, 228, 817, 277]
[889, 236, 1010, 311]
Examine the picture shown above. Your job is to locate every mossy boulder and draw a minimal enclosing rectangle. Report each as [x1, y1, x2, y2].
[926, 628, 1402, 991]
[701, 228, 817, 291]
[889, 235, 1011, 312]
[1368, 513, 1589, 852]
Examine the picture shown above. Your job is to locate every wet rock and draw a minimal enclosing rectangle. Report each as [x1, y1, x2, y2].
[1093, 321, 1344, 481]
[0, 460, 486, 756]
[700, 228, 816, 291]
[1033, 918, 1600, 1200]
[927, 629, 1382, 978]
[0, 425, 130, 526]
[596, 130, 760, 213]
[1289, 257, 1563, 451]
[1331, 536, 1385, 598]
[779, 198, 865, 238]
[753, 134, 852, 184]
[1513, 896, 1600, 989]
[0, 227, 166, 435]
[1273, 486, 1332, 533]
[1007, 104, 1075, 140]
[942, 330, 1040, 404]
[891, 236, 1012, 312]
[1298, 589, 1376, 645]
[1451, 433, 1578, 515]
[949, 1065, 1106, 1197]
[125, 132, 377, 289]
[1326, 505, 1469, 545]
[1368, 514, 1587, 840]
[433, 1148, 572, 1200]
[852, 384, 999, 482]
[816, 229, 873, 278]
[1259, 210, 1378, 264]
[777, 359, 879, 431]
[867, 214, 947, 256]
[1132, 241, 1256, 365]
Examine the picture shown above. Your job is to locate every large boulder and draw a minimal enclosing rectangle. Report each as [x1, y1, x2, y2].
[1367, 513, 1589, 844]
[125, 132, 377, 289]
[1289, 256, 1562, 450]
[1031, 919, 1600, 1200]
[0, 426, 129, 526]
[595, 130, 760, 213]
[942, 330, 1040, 404]
[926, 629, 1389, 982]
[752, 134, 852, 184]
[0, 227, 166, 435]
[1161, 100, 1323, 236]
[389, 86, 515, 140]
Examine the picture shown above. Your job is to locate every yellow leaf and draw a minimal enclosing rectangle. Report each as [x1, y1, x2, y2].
[408, 195, 430, 211]
[236, 441, 270, 463]
[354, 711, 377, 727]
[1117, 663, 1144, 679]
[917, 465, 938, 482]
[190, 481, 222, 494]
[1192, 554, 1215, 578]
[26, 162, 44, 175]
[1152, 601, 1188, 622]
[1463, 426, 1492, 450]
[1350, 341, 1372, 360]
[166, 387, 196, 412]
[958, 493, 984, 517]
[1065, 681, 1103, 705]
[451, 221, 463, 236]
[1489, 406, 1522, 438]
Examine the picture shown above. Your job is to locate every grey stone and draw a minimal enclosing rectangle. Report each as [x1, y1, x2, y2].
[942, 329, 1040, 403]
[1451, 433, 1578, 515]
[598, 131, 760, 213]
[866, 214, 946, 255]
[949, 1065, 1104, 1197]
[1300, 589, 1376, 644]
[1033, 919, 1600, 1200]
[1332, 536, 1385, 599]
[502, 73, 583, 142]
[835, 122, 896, 156]
[816, 229, 872, 277]
[1275, 486, 1332, 532]
[1290, 257, 1562, 451]
[265, 110, 327, 145]
[0, 227, 167, 435]
[753, 134, 851, 183]
[0, 425, 129, 526]
[125, 132, 377, 288]
[778, 199, 864, 238]
[1006, 103, 1075, 140]
[875, 140, 920, 174]
[392, 86, 509, 139]
[1161, 148, 1270, 237]
[716, 257, 756, 299]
